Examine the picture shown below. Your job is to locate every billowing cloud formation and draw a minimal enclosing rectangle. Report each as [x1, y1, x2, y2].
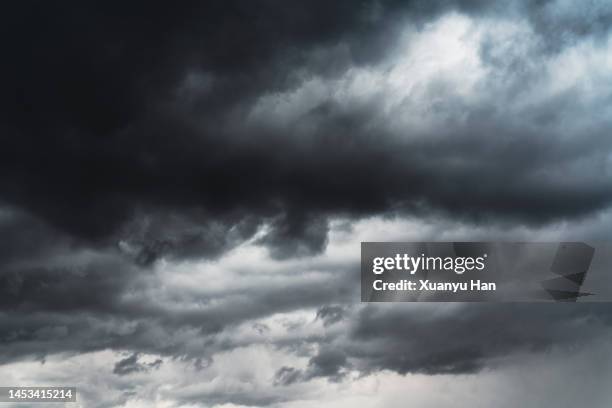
[1, 1, 612, 407]
[2, 1, 612, 256]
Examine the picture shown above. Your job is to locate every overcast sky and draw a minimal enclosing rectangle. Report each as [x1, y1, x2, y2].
[2, 1, 612, 407]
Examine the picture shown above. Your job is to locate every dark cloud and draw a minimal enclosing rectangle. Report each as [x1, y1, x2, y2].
[345, 304, 612, 375]
[274, 347, 349, 385]
[1, 1, 612, 406]
[274, 366, 302, 386]
[316, 305, 347, 327]
[1, 0, 610, 263]
[305, 348, 349, 381]
[258, 213, 330, 259]
[113, 352, 162, 375]
[270, 303, 612, 385]
[0, 0, 414, 252]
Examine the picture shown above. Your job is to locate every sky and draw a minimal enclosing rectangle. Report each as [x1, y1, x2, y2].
[1, 1, 612, 407]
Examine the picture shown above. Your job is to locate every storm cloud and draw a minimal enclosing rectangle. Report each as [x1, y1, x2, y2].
[1, 1, 612, 407]
[2, 0, 612, 255]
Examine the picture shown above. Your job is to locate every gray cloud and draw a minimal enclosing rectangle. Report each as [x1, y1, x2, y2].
[1, 1, 612, 407]
[113, 353, 162, 376]
[1, 0, 611, 260]
[344, 304, 612, 375]
[316, 305, 347, 327]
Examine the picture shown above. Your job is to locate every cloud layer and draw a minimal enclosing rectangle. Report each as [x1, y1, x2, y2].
[1, 1, 612, 407]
